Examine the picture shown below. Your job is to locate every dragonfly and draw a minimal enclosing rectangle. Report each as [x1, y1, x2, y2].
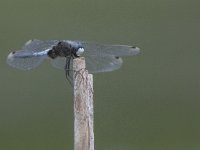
[7, 39, 140, 83]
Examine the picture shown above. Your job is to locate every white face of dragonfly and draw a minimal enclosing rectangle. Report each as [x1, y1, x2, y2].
[76, 47, 84, 56]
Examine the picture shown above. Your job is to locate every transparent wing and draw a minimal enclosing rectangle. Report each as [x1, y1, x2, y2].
[50, 57, 73, 85]
[22, 39, 59, 51]
[51, 57, 66, 70]
[85, 55, 123, 73]
[51, 55, 123, 73]
[79, 41, 140, 57]
[7, 39, 58, 70]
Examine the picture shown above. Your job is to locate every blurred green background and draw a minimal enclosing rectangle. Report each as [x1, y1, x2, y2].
[1, 0, 200, 150]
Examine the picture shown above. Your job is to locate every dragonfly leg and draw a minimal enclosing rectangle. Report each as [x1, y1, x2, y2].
[65, 57, 73, 85]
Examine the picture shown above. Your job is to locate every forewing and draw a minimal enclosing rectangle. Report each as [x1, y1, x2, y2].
[22, 39, 59, 52]
[80, 41, 140, 57]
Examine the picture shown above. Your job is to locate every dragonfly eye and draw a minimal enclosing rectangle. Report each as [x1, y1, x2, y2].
[76, 47, 84, 56]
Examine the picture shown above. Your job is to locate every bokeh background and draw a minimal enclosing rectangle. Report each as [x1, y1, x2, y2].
[0, 0, 200, 150]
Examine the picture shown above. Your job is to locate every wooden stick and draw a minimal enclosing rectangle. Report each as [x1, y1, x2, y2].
[73, 57, 94, 150]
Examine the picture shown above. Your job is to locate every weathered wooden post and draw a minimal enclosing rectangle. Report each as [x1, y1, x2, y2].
[73, 57, 94, 150]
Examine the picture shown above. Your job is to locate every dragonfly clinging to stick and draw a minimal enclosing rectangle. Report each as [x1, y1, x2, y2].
[7, 39, 140, 83]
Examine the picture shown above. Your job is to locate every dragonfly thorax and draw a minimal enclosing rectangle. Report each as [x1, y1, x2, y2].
[47, 41, 84, 59]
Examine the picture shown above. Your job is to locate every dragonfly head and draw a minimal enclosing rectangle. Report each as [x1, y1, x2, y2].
[75, 47, 84, 57]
